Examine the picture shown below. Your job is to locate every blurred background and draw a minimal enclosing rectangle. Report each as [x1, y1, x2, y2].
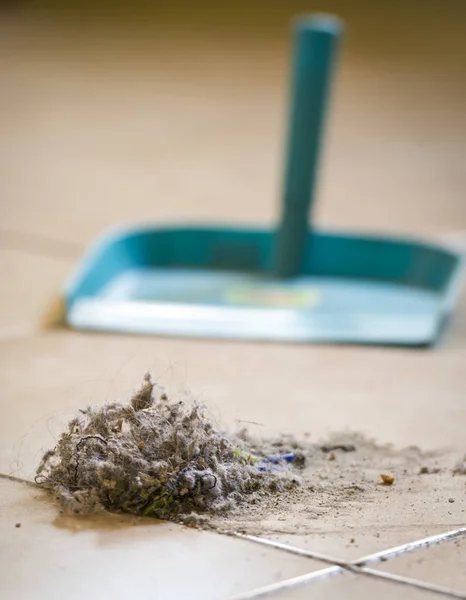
[0, 0, 465, 479]
[1, 1, 465, 251]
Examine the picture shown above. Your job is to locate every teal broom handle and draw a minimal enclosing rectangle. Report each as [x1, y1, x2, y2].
[275, 15, 343, 278]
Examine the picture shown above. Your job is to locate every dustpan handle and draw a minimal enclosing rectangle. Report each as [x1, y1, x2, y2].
[275, 15, 343, 278]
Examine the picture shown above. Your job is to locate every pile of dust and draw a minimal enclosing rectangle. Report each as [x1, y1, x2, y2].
[36, 373, 300, 524]
[37, 373, 444, 534]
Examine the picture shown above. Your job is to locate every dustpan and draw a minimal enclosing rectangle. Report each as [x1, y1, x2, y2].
[64, 15, 463, 346]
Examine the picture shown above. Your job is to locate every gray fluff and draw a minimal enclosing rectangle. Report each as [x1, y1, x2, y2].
[36, 373, 299, 521]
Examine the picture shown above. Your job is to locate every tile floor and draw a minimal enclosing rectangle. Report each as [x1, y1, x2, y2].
[0, 3, 465, 598]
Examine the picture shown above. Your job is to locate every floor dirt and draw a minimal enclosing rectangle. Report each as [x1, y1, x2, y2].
[34, 373, 463, 536]
[208, 431, 460, 536]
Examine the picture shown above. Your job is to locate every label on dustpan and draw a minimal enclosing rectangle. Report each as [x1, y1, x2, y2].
[224, 285, 321, 309]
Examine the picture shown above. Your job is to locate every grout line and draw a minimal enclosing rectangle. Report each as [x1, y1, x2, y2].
[227, 540, 465, 598]
[226, 528, 466, 599]
[359, 570, 466, 599]
[225, 568, 338, 600]
[0, 473, 39, 488]
[350, 528, 466, 566]
[0, 324, 37, 342]
[228, 562, 466, 600]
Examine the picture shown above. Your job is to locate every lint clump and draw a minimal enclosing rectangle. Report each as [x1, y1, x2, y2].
[36, 373, 299, 521]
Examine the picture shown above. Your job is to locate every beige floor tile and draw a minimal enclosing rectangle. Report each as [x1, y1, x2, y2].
[280, 573, 434, 600]
[0, 479, 320, 600]
[270, 526, 466, 562]
[378, 536, 466, 593]
[229, 533, 466, 598]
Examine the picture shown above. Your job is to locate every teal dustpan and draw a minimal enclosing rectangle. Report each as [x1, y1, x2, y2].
[64, 15, 463, 346]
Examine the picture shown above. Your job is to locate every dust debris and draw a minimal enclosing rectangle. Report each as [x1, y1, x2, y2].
[15, 523, 21, 528]
[35, 374, 443, 535]
[321, 444, 356, 453]
[418, 466, 441, 475]
[379, 473, 395, 486]
[36, 373, 300, 523]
